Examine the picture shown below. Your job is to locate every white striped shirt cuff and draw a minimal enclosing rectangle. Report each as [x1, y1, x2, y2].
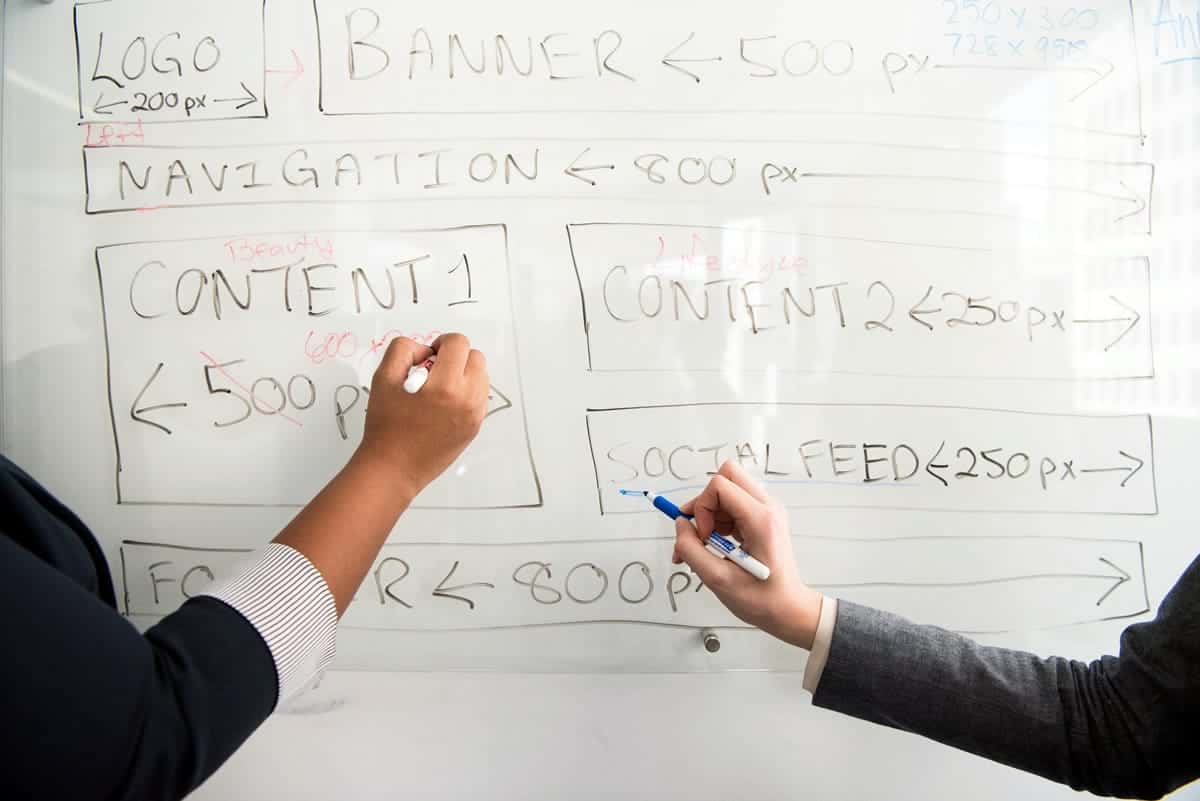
[198, 543, 337, 706]
[803, 596, 838, 694]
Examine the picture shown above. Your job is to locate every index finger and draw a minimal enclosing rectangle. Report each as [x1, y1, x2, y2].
[376, 337, 434, 385]
[429, 333, 471, 385]
[716, 460, 769, 503]
[689, 474, 768, 542]
[679, 460, 769, 514]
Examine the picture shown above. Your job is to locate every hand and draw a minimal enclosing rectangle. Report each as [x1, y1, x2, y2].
[672, 460, 824, 649]
[354, 333, 489, 500]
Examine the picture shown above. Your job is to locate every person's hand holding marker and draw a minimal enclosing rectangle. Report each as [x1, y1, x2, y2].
[671, 461, 825, 649]
[355, 333, 488, 502]
[276, 332, 488, 615]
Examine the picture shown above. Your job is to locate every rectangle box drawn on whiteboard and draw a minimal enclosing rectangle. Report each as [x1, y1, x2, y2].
[95, 225, 541, 509]
[586, 403, 1158, 516]
[567, 222, 1155, 380]
[74, 0, 268, 124]
[309, 0, 1144, 140]
[119, 535, 1150, 644]
[78, 141, 1152, 231]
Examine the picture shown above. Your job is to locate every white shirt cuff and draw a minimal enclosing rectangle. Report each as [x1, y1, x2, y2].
[802, 596, 838, 694]
[197, 543, 337, 706]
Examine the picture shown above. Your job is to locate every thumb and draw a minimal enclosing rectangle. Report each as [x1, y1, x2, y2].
[673, 518, 735, 590]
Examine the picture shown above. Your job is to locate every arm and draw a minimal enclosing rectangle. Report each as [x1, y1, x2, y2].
[0, 335, 488, 801]
[0, 535, 279, 801]
[271, 333, 487, 614]
[201, 334, 487, 700]
[813, 566, 1200, 799]
[673, 461, 1200, 800]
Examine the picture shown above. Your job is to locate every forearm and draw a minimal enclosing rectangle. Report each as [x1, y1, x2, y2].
[274, 449, 414, 616]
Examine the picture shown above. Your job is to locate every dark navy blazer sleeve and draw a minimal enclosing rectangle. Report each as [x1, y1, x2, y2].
[0, 532, 278, 801]
[0, 455, 335, 801]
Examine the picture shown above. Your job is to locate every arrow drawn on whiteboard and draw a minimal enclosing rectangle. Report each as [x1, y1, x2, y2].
[265, 49, 305, 85]
[432, 561, 495, 610]
[1069, 58, 1116, 102]
[930, 59, 1114, 102]
[564, 147, 616, 186]
[1072, 295, 1141, 351]
[661, 32, 723, 83]
[812, 557, 1133, 607]
[908, 285, 941, 331]
[213, 82, 259, 110]
[131, 363, 188, 435]
[798, 171, 1142, 206]
[796, 171, 1146, 225]
[1093, 557, 1133, 606]
[1111, 180, 1147, 223]
[486, 384, 514, 419]
[92, 93, 129, 116]
[1080, 451, 1145, 488]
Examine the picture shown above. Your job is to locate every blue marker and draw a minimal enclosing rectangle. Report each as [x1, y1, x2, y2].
[624, 490, 771, 581]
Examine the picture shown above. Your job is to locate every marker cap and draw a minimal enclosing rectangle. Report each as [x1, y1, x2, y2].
[730, 550, 771, 581]
[403, 365, 430, 394]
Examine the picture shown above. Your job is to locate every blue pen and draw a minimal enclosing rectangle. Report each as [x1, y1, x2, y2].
[624, 490, 771, 581]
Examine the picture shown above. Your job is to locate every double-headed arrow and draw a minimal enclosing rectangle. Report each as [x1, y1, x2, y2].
[130, 365, 515, 436]
[909, 289, 1143, 352]
[95, 81, 260, 116]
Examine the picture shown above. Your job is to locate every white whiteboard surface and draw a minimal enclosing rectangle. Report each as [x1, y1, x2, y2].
[2, 0, 1199, 798]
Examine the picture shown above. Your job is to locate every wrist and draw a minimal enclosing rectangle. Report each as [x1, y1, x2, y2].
[774, 586, 824, 650]
[348, 444, 423, 509]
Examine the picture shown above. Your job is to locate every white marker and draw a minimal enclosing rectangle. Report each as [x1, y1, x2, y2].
[632, 490, 771, 581]
[403, 358, 436, 393]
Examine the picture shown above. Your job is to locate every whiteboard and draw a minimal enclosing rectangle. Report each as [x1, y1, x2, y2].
[3, 0, 1198, 798]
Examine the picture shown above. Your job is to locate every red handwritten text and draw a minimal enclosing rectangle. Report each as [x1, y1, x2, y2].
[224, 234, 335, 265]
[304, 329, 443, 367]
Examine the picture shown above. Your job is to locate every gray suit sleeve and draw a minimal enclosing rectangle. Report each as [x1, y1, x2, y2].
[812, 556, 1200, 800]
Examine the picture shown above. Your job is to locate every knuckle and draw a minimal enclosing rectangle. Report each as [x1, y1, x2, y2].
[384, 335, 415, 358]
